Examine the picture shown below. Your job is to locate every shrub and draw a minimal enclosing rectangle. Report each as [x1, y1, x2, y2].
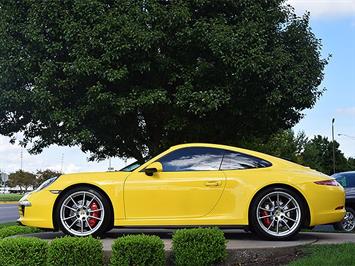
[0, 225, 42, 239]
[0, 222, 17, 230]
[0, 237, 48, 266]
[110, 234, 165, 266]
[172, 227, 227, 266]
[47, 236, 103, 266]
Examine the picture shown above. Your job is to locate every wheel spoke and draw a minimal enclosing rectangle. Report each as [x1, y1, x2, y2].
[86, 196, 95, 208]
[284, 216, 297, 222]
[68, 218, 79, 228]
[69, 196, 79, 208]
[258, 214, 272, 219]
[82, 192, 86, 206]
[88, 208, 103, 213]
[86, 218, 93, 230]
[259, 207, 271, 212]
[267, 196, 273, 205]
[284, 198, 292, 208]
[277, 193, 280, 206]
[267, 218, 275, 230]
[88, 215, 102, 221]
[276, 220, 280, 233]
[63, 215, 76, 221]
[80, 220, 84, 233]
[64, 205, 76, 211]
[284, 207, 298, 213]
[282, 219, 291, 230]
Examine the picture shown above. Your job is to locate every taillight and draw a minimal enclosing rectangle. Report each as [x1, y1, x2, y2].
[314, 180, 339, 186]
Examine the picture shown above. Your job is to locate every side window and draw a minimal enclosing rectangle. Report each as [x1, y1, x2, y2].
[158, 147, 224, 171]
[220, 151, 272, 170]
[336, 175, 347, 188]
[346, 174, 355, 188]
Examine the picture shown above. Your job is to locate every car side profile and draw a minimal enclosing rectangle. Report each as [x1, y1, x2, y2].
[18, 143, 345, 240]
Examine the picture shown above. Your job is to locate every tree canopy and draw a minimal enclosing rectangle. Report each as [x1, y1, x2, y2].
[8, 170, 36, 192]
[0, 0, 327, 161]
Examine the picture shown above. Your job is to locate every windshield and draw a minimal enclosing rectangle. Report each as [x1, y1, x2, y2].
[119, 161, 142, 172]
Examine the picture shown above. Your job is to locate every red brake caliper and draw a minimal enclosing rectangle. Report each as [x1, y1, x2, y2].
[88, 201, 100, 228]
[261, 210, 271, 226]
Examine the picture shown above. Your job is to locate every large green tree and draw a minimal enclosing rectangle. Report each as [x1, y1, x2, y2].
[8, 170, 36, 192]
[247, 129, 307, 163]
[0, 0, 327, 161]
[302, 135, 349, 175]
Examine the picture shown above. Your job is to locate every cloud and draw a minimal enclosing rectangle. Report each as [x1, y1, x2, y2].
[0, 135, 125, 174]
[336, 107, 355, 116]
[287, 0, 355, 18]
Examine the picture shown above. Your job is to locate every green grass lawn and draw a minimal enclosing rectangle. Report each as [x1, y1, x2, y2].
[0, 194, 23, 202]
[289, 243, 355, 265]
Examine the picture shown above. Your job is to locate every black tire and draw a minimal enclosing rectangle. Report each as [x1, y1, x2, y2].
[333, 207, 355, 232]
[55, 186, 112, 237]
[249, 187, 305, 240]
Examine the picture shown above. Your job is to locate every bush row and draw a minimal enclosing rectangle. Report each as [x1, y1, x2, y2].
[0, 225, 41, 239]
[0, 228, 227, 266]
[0, 236, 102, 266]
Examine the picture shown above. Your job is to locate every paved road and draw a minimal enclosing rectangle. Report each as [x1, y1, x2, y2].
[0, 204, 19, 223]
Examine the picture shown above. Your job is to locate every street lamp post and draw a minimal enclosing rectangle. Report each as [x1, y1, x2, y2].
[332, 118, 335, 174]
[338, 133, 355, 140]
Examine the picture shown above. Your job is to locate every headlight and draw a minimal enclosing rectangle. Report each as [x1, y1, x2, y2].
[35, 176, 60, 192]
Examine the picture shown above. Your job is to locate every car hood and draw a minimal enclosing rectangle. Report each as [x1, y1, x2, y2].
[59, 171, 131, 179]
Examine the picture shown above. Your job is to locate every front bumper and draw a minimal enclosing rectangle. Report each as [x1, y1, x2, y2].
[17, 190, 58, 229]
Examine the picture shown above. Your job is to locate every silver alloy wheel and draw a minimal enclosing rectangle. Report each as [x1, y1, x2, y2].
[341, 211, 355, 232]
[60, 191, 105, 236]
[256, 191, 301, 237]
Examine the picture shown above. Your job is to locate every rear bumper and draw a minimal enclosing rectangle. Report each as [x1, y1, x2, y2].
[301, 182, 345, 226]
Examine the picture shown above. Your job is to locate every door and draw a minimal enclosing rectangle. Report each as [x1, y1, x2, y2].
[124, 147, 226, 219]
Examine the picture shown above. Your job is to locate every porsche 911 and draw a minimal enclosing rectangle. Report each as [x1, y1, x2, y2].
[18, 143, 345, 240]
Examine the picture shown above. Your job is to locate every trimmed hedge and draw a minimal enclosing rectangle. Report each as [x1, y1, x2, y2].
[47, 236, 103, 266]
[0, 237, 48, 266]
[110, 234, 165, 266]
[172, 228, 227, 266]
[0, 225, 42, 239]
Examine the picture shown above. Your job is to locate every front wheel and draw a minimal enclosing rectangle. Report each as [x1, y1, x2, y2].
[55, 186, 111, 237]
[249, 187, 304, 240]
[333, 207, 355, 232]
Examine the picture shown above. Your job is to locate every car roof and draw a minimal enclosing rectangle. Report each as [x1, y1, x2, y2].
[333, 171, 355, 176]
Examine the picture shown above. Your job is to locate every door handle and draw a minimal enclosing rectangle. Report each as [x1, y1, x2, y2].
[205, 181, 222, 187]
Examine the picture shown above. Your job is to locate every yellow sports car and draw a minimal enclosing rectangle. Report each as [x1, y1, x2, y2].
[18, 143, 345, 240]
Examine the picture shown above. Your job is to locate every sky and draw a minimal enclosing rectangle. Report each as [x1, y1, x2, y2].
[1, 0, 355, 174]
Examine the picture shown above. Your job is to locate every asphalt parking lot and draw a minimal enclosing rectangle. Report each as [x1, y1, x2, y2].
[0, 204, 19, 223]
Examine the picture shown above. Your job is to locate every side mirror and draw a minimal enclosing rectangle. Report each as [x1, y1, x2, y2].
[144, 162, 163, 176]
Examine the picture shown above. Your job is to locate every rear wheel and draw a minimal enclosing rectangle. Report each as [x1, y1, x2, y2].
[56, 186, 111, 237]
[334, 207, 355, 232]
[250, 187, 304, 240]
